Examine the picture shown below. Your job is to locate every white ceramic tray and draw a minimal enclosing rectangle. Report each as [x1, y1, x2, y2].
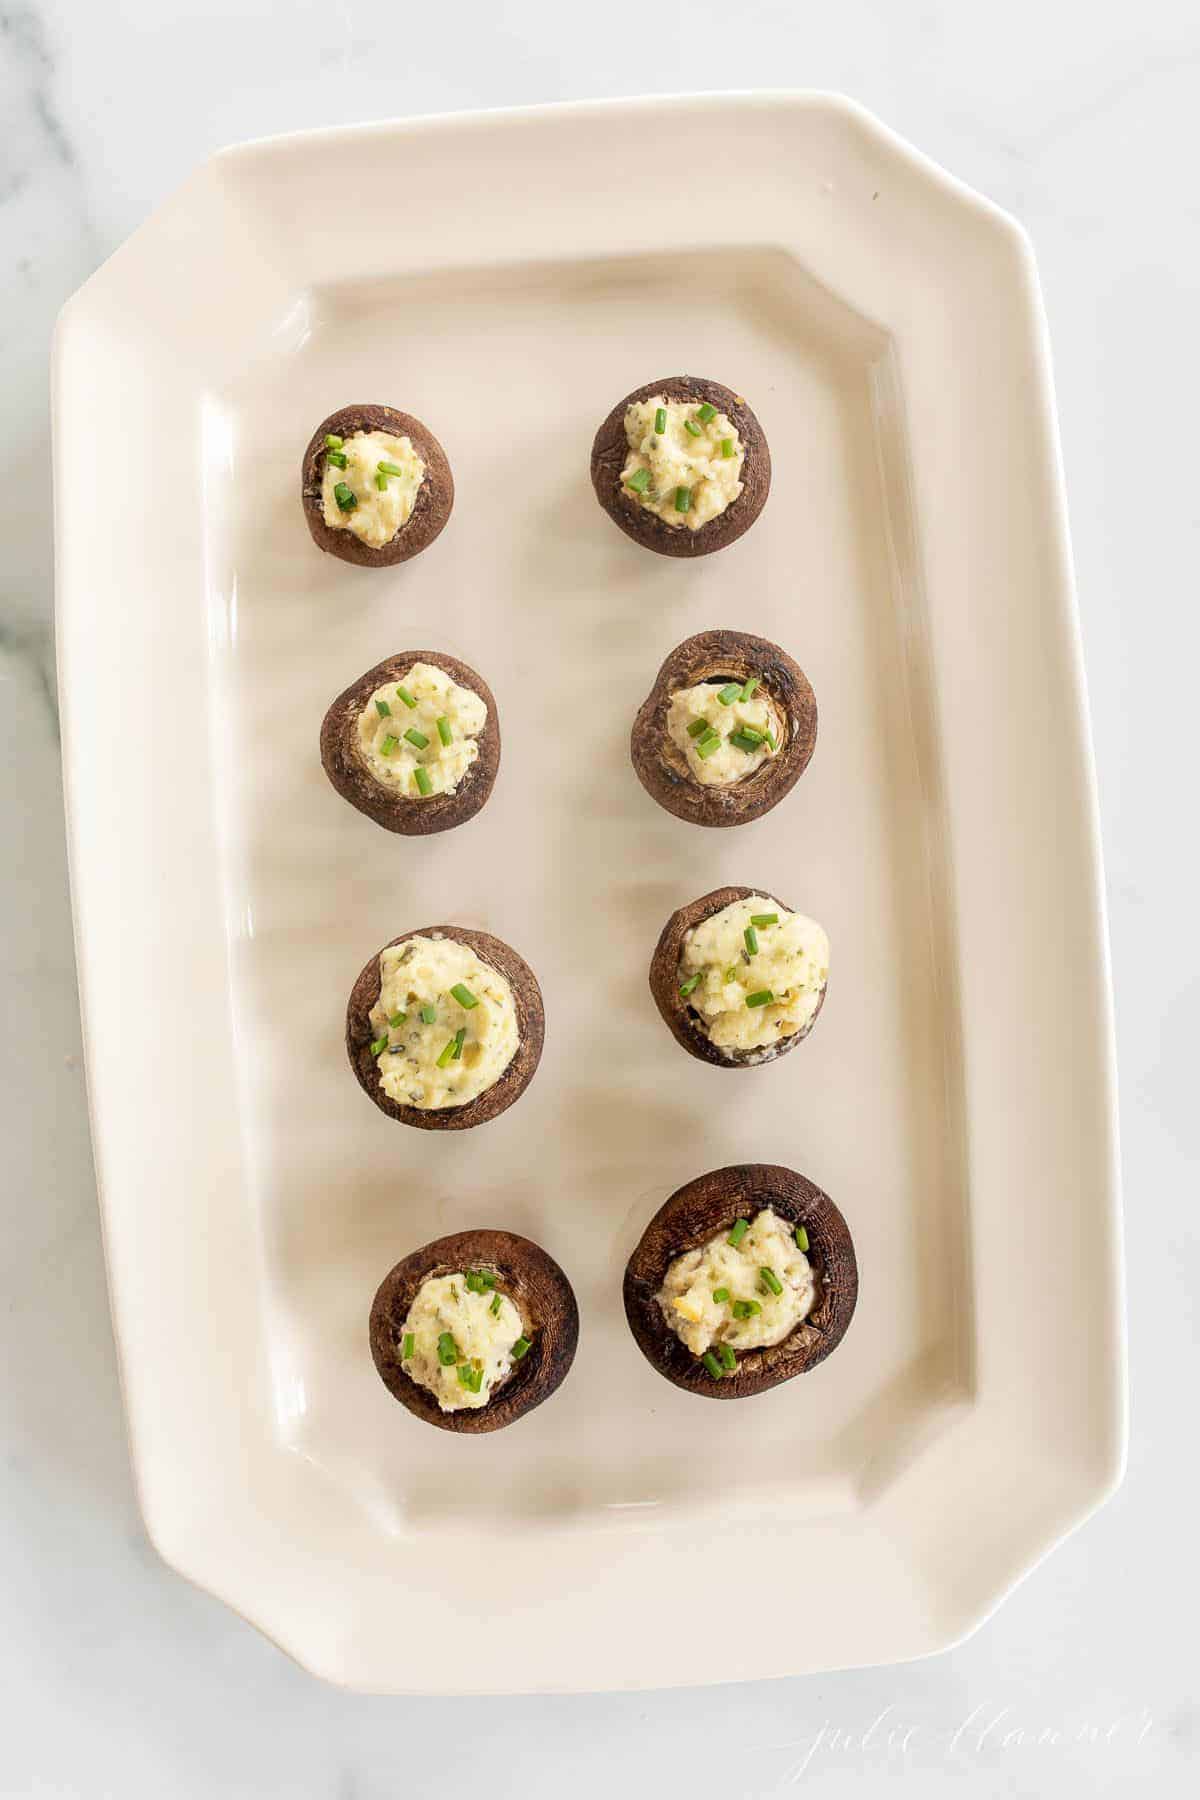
[53, 93, 1125, 1693]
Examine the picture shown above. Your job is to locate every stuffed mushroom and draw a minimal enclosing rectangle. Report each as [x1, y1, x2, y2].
[321, 651, 499, 835]
[347, 926, 544, 1130]
[301, 403, 453, 567]
[370, 1229, 579, 1433]
[590, 376, 770, 557]
[650, 885, 828, 1067]
[624, 1163, 857, 1399]
[632, 629, 817, 827]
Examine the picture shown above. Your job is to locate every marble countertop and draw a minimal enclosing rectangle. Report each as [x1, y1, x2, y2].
[4, 2, 1197, 1793]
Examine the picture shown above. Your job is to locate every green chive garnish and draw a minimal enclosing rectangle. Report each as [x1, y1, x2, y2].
[686, 716, 711, 739]
[326, 449, 348, 469]
[404, 727, 429, 749]
[712, 1287, 730, 1304]
[402, 1332, 414, 1358]
[490, 1291, 503, 1316]
[751, 912, 778, 927]
[720, 438, 735, 458]
[388, 1011, 406, 1028]
[377, 460, 404, 477]
[675, 486, 691, 512]
[333, 481, 357, 512]
[436, 715, 452, 746]
[375, 698, 391, 718]
[795, 1225, 810, 1252]
[451, 1026, 466, 1061]
[679, 972, 702, 997]
[324, 434, 344, 450]
[450, 983, 478, 1009]
[746, 989, 774, 1007]
[698, 402, 717, 424]
[724, 965, 739, 984]
[730, 730, 764, 753]
[465, 1269, 496, 1293]
[436, 1036, 458, 1068]
[696, 731, 722, 759]
[420, 1003, 437, 1025]
[732, 1299, 762, 1320]
[369, 1033, 388, 1056]
[744, 925, 759, 957]
[414, 766, 433, 796]
[727, 1219, 749, 1248]
[701, 1351, 723, 1379]
[626, 466, 651, 493]
[760, 1267, 783, 1296]
[374, 470, 388, 490]
[511, 1336, 531, 1360]
[395, 685, 417, 708]
[765, 730, 777, 751]
[684, 418, 703, 438]
[718, 1343, 737, 1370]
[654, 406, 667, 434]
[457, 1362, 483, 1393]
[734, 725, 765, 745]
[717, 682, 742, 706]
[437, 1332, 458, 1366]
[741, 677, 759, 701]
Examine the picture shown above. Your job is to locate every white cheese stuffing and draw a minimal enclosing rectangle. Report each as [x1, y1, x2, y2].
[679, 894, 828, 1055]
[322, 428, 425, 549]
[656, 1209, 815, 1355]
[357, 661, 486, 798]
[620, 395, 743, 530]
[368, 936, 518, 1109]
[665, 681, 785, 786]
[400, 1273, 526, 1411]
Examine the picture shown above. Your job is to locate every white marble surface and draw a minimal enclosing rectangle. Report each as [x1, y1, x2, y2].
[3, 1, 1198, 1792]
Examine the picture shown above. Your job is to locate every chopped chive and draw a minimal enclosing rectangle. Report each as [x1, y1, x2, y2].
[457, 1362, 483, 1392]
[377, 459, 404, 477]
[325, 449, 348, 469]
[395, 685, 417, 708]
[451, 1026, 466, 1061]
[437, 1332, 458, 1366]
[369, 1033, 388, 1057]
[764, 730, 777, 751]
[735, 724, 765, 745]
[450, 983, 478, 1009]
[795, 1225, 810, 1252]
[414, 766, 433, 796]
[701, 1351, 724, 1379]
[375, 698, 392, 718]
[420, 1003, 437, 1025]
[404, 727, 429, 749]
[388, 1011, 406, 1028]
[741, 677, 759, 701]
[490, 1291, 503, 1316]
[730, 730, 765, 753]
[380, 733, 398, 756]
[686, 716, 712, 739]
[626, 466, 651, 494]
[679, 972, 702, 997]
[720, 437, 735, 458]
[511, 1336, 531, 1360]
[696, 402, 717, 423]
[375, 469, 388, 490]
[744, 925, 759, 957]
[746, 989, 774, 1007]
[732, 1298, 762, 1320]
[674, 485, 691, 513]
[718, 1343, 737, 1370]
[751, 912, 779, 927]
[717, 682, 742, 706]
[465, 1268, 496, 1293]
[436, 715, 453, 746]
[712, 1287, 730, 1304]
[696, 731, 722, 759]
[324, 434, 344, 450]
[684, 418, 703, 438]
[760, 1267, 783, 1296]
[724, 965, 738, 984]
[727, 1218, 750, 1248]
[654, 405, 667, 434]
[436, 1036, 458, 1068]
[333, 481, 357, 512]
[402, 1332, 414, 1358]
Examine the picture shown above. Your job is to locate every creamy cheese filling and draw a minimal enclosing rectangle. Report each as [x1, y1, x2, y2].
[368, 936, 518, 1109]
[399, 1272, 526, 1411]
[322, 429, 425, 549]
[679, 894, 828, 1055]
[666, 680, 785, 786]
[357, 662, 486, 798]
[656, 1209, 815, 1355]
[620, 395, 743, 530]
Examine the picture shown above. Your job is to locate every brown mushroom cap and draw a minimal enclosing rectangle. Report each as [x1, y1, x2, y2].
[590, 376, 770, 557]
[346, 927, 545, 1130]
[649, 884, 828, 1068]
[624, 1164, 858, 1399]
[301, 403, 454, 567]
[320, 651, 500, 836]
[370, 1229, 579, 1433]
[631, 629, 817, 827]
